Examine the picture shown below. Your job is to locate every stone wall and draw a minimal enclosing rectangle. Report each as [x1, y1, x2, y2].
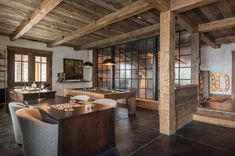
[175, 85, 198, 129]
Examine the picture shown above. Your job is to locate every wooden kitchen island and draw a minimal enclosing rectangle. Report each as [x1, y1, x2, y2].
[64, 88, 136, 115]
[37, 97, 115, 156]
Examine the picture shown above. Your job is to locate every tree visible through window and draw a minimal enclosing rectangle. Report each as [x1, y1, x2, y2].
[14, 54, 28, 82]
[35, 56, 47, 82]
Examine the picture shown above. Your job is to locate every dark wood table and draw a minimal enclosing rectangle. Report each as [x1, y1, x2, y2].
[64, 88, 136, 115]
[35, 96, 115, 156]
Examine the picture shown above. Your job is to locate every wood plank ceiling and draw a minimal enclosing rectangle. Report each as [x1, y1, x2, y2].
[0, 0, 234, 49]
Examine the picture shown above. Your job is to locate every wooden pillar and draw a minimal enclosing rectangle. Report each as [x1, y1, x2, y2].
[231, 51, 235, 99]
[159, 11, 176, 135]
[191, 32, 200, 84]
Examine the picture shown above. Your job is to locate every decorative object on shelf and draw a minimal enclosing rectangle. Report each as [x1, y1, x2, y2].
[83, 36, 93, 67]
[31, 81, 37, 89]
[57, 72, 65, 82]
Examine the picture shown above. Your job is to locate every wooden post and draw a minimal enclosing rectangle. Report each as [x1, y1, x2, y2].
[191, 32, 200, 84]
[232, 51, 235, 99]
[159, 11, 176, 135]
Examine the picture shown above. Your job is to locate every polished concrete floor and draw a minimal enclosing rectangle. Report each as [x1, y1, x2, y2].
[1, 107, 235, 156]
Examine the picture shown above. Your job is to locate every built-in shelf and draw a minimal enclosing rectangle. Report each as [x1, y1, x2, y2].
[56, 80, 91, 83]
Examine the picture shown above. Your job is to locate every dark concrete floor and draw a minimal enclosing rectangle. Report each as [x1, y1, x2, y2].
[1, 107, 235, 156]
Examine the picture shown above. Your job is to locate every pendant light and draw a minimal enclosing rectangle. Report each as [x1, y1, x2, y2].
[83, 35, 93, 67]
[103, 28, 115, 66]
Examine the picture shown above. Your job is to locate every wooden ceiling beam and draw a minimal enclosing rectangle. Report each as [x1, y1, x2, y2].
[47, 0, 153, 47]
[198, 16, 235, 32]
[215, 35, 235, 45]
[74, 24, 160, 50]
[201, 33, 220, 48]
[170, 0, 219, 13]
[10, 0, 63, 40]
[143, 0, 170, 12]
[175, 14, 198, 33]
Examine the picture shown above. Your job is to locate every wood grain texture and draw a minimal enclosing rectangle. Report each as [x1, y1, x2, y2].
[10, 0, 63, 40]
[215, 35, 235, 44]
[175, 85, 198, 129]
[47, 0, 153, 47]
[170, 0, 218, 13]
[74, 24, 160, 50]
[144, 0, 170, 12]
[159, 10, 176, 135]
[199, 17, 235, 32]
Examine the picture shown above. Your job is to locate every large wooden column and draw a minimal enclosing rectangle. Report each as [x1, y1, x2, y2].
[231, 51, 235, 99]
[159, 11, 176, 135]
[191, 33, 200, 84]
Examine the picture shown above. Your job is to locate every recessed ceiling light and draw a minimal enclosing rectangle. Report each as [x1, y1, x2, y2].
[137, 16, 142, 19]
[70, 15, 73, 18]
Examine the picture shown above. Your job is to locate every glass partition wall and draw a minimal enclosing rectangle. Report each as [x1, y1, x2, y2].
[96, 30, 191, 100]
[97, 37, 158, 100]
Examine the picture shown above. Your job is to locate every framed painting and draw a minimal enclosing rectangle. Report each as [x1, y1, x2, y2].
[63, 58, 83, 80]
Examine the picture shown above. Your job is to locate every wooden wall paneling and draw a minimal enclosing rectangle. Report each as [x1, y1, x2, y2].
[232, 51, 235, 99]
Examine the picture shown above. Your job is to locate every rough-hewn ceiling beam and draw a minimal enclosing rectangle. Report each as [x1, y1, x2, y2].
[74, 24, 160, 50]
[175, 14, 219, 48]
[175, 14, 198, 33]
[10, 0, 63, 40]
[198, 17, 235, 32]
[215, 35, 235, 45]
[143, 0, 170, 12]
[47, 0, 153, 47]
[201, 33, 220, 48]
[170, 0, 219, 13]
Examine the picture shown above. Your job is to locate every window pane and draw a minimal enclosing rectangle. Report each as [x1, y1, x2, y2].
[139, 78, 146, 89]
[126, 79, 131, 89]
[41, 57, 47, 63]
[35, 56, 41, 62]
[139, 89, 145, 98]
[132, 79, 138, 88]
[180, 55, 191, 67]
[120, 79, 125, 89]
[180, 68, 191, 79]
[22, 55, 28, 61]
[15, 62, 21, 82]
[139, 60, 146, 70]
[146, 59, 153, 68]
[35, 62, 41, 81]
[180, 80, 191, 85]
[41, 63, 47, 81]
[15, 54, 21, 61]
[115, 79, 119, 88]
[132, 60, 138, 69]
[126, 70, 131, 78]
[146, 69, 153, 79]
[22, 62, 28, 82]
[120, 70, 125, 78]
[126, 61, 131, 70]
[120, 62, 125, 70]
[132, 70, 138, 79]
[146, 89, 153, 99]
[146, 80, 153, 89]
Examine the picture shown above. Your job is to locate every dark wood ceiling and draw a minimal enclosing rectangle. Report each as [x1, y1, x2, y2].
[0, 0, 234, 48]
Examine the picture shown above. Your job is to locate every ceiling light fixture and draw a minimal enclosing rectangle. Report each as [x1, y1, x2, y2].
[103, 28, 115, 66]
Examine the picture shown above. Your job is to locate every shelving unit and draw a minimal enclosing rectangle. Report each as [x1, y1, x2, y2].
[0, 49, 7, 109]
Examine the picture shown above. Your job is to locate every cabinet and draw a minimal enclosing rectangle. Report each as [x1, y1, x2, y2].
[0, 49, 7, 109]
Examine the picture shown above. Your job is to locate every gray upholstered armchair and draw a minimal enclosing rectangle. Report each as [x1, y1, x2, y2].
[16, 108, 58, 156]
[9, 102, 25, 144]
